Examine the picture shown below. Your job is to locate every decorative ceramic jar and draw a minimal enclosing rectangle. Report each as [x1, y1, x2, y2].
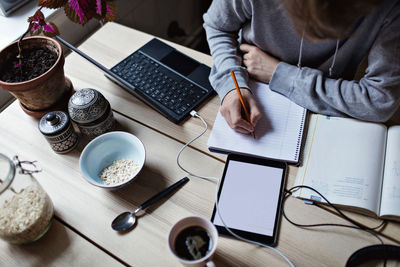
[68, 88, 115, 139]
[0, 154, 54, 244]
[38, 111, 79, 153]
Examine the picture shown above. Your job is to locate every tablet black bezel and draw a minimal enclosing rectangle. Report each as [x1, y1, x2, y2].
[210, 153, 287, 246]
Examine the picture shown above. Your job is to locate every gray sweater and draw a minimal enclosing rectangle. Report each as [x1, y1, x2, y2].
[203, 0, 400, 122]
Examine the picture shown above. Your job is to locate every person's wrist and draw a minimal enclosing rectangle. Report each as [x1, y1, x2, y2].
[269, 61, 280, 81]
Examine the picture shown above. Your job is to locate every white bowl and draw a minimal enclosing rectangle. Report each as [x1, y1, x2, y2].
[79, 131, 146, 189]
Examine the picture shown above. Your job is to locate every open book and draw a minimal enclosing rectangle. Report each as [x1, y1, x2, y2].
[294, 114, 400, 221]
[207, 80, 307, 164]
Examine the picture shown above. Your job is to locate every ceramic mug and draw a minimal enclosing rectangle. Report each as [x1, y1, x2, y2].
[168, 216, 218, 267]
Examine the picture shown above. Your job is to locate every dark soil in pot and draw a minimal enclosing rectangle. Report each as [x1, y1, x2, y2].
[0, 48, 57, 83]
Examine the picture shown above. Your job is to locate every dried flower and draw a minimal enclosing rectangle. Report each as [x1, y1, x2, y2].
[16, 0, 117, 63]
[28, 8, 59, 37]
[38, 0, 117, 27]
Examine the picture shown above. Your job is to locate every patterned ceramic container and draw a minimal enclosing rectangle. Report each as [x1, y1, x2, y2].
[38, 111, 78, 153]
[68, 88, 115, 139]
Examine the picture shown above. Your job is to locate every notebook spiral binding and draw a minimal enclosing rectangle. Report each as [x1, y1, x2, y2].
[294, 109, 307, 162]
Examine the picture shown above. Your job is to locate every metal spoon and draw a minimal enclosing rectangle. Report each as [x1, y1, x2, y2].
[111, 177, 189, 231]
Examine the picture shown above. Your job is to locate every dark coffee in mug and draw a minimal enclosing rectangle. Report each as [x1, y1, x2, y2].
[174, 226, 213, 261]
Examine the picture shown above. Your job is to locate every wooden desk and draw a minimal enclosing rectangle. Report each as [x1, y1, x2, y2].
[0, 22, 399, 266]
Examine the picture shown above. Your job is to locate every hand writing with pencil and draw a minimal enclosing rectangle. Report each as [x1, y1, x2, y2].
[220, 72, 262, 136]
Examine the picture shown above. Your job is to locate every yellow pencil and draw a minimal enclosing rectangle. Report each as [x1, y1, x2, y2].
[230, 71, 256, 139]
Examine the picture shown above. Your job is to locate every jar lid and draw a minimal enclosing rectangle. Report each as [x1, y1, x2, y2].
[38, 111, 70, 136]
[0, 153, 15, 194]
[68, 88, 109, 124]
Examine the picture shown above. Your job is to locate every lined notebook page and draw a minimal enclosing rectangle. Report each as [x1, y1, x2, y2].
[208, 80, 306, 163]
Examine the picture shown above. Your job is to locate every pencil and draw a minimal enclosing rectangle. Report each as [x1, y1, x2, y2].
[230, 71, 256, 139]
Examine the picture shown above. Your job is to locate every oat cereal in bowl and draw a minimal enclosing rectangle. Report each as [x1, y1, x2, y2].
[99, 158, 139, 185]
[80, 132, 146, 189]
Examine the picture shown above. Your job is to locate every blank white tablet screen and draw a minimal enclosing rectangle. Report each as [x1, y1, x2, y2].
[213, 160, 283, 236]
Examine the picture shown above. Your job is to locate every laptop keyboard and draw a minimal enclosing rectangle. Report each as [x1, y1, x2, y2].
[110, 51, 210, 123]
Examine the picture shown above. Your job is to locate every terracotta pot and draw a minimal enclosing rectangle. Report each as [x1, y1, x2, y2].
[19, 77, 74, 119]
[0, 36, 69, 114]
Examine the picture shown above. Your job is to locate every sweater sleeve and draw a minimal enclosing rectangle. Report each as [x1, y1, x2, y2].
[269, 6, 400, 123]
[203, 0, 252, 102]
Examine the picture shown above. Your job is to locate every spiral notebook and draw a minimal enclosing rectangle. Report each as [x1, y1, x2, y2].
[207, 80, 307, 164]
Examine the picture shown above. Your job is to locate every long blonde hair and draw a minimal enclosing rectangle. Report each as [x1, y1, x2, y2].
[280, 0, 384, 40]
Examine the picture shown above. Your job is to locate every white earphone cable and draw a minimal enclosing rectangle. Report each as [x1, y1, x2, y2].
[176, 111, 218, 182]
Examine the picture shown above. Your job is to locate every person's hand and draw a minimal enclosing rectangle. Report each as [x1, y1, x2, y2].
[240, 44, 280, 83]
[220, 88, 262, 134]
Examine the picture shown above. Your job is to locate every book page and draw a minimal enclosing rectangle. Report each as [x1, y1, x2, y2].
[379, 126, 400, 218]
[295, 115, 387, 214]
[207, 80, 306, 163]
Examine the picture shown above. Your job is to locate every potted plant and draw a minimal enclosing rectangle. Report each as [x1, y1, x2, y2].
[0, 0, 116, 118]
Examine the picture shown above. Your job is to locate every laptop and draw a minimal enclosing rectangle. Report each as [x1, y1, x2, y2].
[106, 38, 214, 123]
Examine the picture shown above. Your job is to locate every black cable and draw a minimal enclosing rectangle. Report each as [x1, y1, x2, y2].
[312, 202, 387, 231]
[283, 185, 385, 245]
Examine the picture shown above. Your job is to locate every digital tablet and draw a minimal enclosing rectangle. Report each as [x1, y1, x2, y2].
[211, 154, 287, 246]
